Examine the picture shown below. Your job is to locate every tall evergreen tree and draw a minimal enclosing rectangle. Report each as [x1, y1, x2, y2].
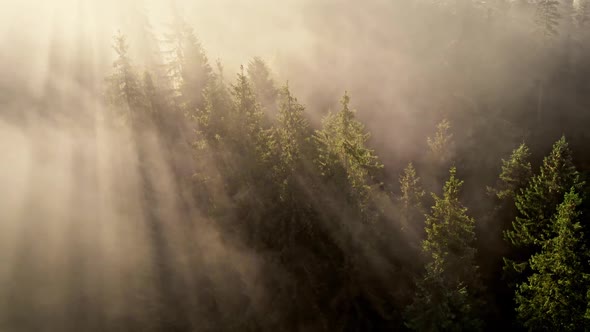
[105, 32, 198, 331]
[106, 32, 145, 123]
[214, 67, 272, 247]
[506, 136, 583, 249]
[427, 119, 454, 166]
[163, 7, 212, 114]
[270, 84, 314, 197]
[398, 162, 426, 237]
[504, 136, 584, 309]
[247, 57, 278, 112]
[489, 143, 533, 202]
[120, 0, 166, 80]
[199, 61, 232, 142]
[483, 143, 534, 331]
[314, 92, 383, 222]
[515, 188, 589, 331]
[228, 66, 267, 155]
[405, 167, 483, 332]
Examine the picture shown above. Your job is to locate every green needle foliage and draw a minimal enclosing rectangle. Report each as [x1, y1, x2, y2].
[398, 162, 426, 236]
[506, 136, 583, 249]
[406, 167, 483, 332]
[515, 188, 590, 331]
[314, 92, 383, 222]
[490, 143, 533, 202]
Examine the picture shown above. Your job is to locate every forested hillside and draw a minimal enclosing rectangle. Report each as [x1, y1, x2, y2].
[3, 0, 590, 331]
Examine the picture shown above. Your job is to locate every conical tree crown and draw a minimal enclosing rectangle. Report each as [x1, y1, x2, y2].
[405, 167, 483, 332]
[493, 143, 533, 201]
[515, 188, 590, 331]
[507, 136, 583, 247]
[247, 57, 278, 110]
[398, 162, 425, 234]
[314, 92, 383, 221]
[106, 32, 146, 123]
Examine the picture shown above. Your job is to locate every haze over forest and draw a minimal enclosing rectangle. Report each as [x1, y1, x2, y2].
[2, 0, 590, 331]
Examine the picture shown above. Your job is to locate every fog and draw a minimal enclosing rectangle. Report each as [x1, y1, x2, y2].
[2, 0, 590, 331]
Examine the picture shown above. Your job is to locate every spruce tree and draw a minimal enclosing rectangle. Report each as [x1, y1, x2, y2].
[515, 188, 589, 331]
[506, 136, 583, 249]
[192, 61, 231, 144]
[106, 32, 145, 123]
[247, 57, 278, 112]
[256, 83, 316, 250]
[489, 143, 533, 202]
[427, 119, 454, 166]
[163, 7, 212, 114]
[271, 84, 313, 196]
[405, 167, 483, 332]
[398, 162, 426, 236]
[484, 143, 533, 330]
[229, 66, 267, 155]
[314, 92, 383, 222]
[120, 0, 166, 81]
[221, 67, 272, 246]
[105, 32, 196, 331]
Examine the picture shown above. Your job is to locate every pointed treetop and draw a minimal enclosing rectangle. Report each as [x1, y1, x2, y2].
[427, 119, 454, 164]
[492, 142, 533, 200]
[113, 30, 129, 56]
[341, 91, 351, 111]
[443, 166, 462, 200]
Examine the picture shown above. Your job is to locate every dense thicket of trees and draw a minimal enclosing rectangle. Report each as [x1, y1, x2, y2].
[6, 0, 590, 331]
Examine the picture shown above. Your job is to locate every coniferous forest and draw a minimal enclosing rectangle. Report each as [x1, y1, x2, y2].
[4, 0, 590, 331]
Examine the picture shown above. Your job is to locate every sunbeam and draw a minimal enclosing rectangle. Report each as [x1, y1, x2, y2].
[3, 0, 590, 331]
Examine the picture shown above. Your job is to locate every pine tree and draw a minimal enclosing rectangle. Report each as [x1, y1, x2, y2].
[105, 32, 146, 124]
[247, 57, 278, 112]
[506, 136, 583, 248]
[398, 162, 426, 236]
[229, 66, 267, 155]
[427, 119, 454, 165]
[489, 143, 533, 201]
[213, 67, 272, 247]
[405, 167, 483, 332]
[163, 7, 212, 114]
[271, 84, 313, 197]
[186, 62, 234, 223]
[199, 61, 232, 143]
[262, 83, 320, 254]
[120, 0, 165, 80]
[105, 32, 197, 331]
[314, 92, 383, 221]
[515, 188, 590, 331]
[482, 142, 534, 329]
[504, 136, 584, 300]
